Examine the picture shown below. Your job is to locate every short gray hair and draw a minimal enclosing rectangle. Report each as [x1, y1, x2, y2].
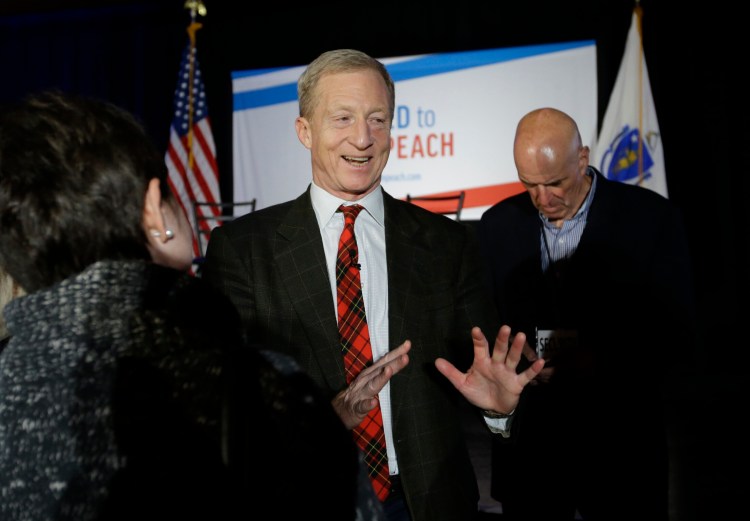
[297, 49, 395, 121]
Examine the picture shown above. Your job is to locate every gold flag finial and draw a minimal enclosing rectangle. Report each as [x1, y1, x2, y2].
[182, 1, 207, 171]
[184, 0, 207, 20]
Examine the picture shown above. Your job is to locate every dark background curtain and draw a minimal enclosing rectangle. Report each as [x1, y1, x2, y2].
[1, 1, 745, 518]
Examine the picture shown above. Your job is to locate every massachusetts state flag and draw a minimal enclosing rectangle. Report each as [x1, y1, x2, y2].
[593, 6, 668, 198]
[165, 39, 221, 260]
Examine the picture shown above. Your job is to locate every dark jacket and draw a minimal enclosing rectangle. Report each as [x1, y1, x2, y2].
[203, 186, 498, 521]
[0, 260, 367, 521]
[478, 168, 696, 519]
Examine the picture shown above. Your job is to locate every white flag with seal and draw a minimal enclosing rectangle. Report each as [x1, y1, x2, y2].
[593, 6, 668, 198]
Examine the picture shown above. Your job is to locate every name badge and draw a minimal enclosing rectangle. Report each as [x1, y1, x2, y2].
[535, 328, 578, 361]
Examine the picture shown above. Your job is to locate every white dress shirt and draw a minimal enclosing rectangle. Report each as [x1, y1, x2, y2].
[309, 181, 400, 476]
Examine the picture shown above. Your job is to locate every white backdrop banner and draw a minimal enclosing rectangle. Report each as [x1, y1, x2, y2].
[232, 41, 597, 220]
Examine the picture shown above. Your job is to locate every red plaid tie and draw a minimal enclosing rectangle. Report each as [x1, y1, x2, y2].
[336, 204, 391, 502]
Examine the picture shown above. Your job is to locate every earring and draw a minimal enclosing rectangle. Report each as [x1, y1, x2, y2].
[149, 229, 174, 239]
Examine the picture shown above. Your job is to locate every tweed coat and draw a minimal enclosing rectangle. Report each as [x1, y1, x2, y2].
[0, 260, 373, 521]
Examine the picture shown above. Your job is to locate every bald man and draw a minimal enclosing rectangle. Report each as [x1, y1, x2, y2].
[478, 108, 697, 520]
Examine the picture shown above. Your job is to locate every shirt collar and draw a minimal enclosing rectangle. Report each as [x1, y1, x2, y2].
[310, 181, 385, 229]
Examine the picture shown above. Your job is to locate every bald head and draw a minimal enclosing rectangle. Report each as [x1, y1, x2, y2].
[512, 108, 592, 225]
[514, 107, 582, 173]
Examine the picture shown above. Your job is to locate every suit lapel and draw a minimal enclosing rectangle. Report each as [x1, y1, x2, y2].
[383, 191, 425, 349]
[274, 189, 347, 389]
[578, 169, 613, 247]
[383, 190, 444, 424]
[518, 202, 542, 266]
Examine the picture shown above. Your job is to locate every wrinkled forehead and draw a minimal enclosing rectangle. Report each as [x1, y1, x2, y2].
[313, 69, 393, 116]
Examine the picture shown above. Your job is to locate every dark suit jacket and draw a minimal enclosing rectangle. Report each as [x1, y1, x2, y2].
[202, 185, 498, 521]
[478, 169, 696, 518]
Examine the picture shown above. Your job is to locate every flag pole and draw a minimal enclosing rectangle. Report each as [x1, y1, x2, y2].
[593, 0, 667, 197]
[635, 0, 644, 185]
[184, 1, 207, 170]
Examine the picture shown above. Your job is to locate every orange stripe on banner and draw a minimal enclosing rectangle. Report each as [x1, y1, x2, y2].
[463, 183, 526, 208]
[404, 182, 525, 212]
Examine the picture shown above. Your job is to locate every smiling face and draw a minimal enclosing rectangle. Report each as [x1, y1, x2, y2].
[295, 69, 392, 201]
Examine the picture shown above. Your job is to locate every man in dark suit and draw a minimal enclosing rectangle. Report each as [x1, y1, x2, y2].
[478, 107, 697, 520]
[202, 49, 544, 521]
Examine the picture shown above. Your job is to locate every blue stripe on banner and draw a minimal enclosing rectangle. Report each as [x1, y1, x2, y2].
[387, 41, 593, 81]
[230, 66, 290, 79]
[233, 40, 593, 111]
[234, 83, 298, 111]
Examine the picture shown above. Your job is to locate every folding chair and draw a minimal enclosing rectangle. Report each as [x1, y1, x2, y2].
[192, 199, 256, 264]
[405, 191, 466, 221]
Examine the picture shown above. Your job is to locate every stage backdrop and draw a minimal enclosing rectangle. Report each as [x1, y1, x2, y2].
[232, 41, 597, 221]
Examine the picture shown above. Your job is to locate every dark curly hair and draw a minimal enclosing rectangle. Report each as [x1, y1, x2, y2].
[0, 90, 172, 292]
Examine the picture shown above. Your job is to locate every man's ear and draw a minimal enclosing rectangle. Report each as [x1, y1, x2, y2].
[579, 145, 591, 173]
[295, 116, 312, 149]
[143, 178, 166, 238]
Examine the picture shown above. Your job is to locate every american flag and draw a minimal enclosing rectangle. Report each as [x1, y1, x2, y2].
[165, 41, 220, 261]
